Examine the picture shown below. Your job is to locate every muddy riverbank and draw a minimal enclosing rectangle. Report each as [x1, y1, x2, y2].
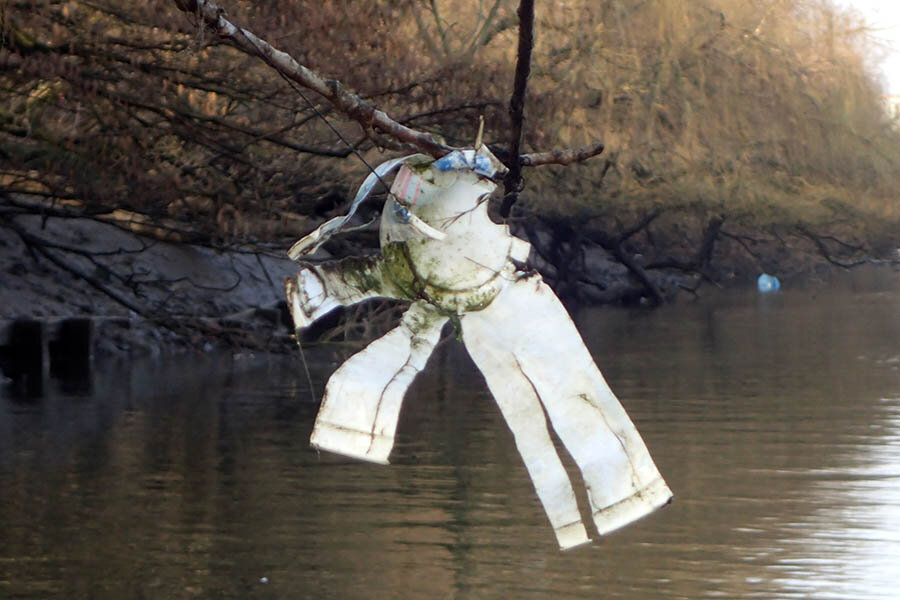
[2, 204, 898, 369]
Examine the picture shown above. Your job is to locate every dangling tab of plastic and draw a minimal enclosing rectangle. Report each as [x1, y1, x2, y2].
[288, 154, 425, 260]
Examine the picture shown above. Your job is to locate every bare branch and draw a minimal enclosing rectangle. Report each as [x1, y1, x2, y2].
[586, 211, 667, 305]
[794, 225, 868, 269]
[5, 219, 150, 316]
[172, 0, 453, 159]
[111, 90, 353, 157]
[501, 0, 535, 218]
[521, 141, 606, 167]
[615, 209, 663, 244]
[172, 0, 605, 170]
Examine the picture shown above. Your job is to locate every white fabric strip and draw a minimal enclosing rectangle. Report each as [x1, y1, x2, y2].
[462, 307, 591, 550]
[310, 301, 448, 464]
[461, 275, 672, 543]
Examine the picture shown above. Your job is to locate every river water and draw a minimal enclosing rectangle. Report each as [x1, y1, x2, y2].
[2, 270, 899, 599]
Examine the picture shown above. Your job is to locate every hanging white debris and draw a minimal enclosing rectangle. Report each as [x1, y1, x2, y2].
[285, 146, 672, 550]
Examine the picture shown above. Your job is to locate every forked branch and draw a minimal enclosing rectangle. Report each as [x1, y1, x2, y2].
[171, 0, 604, 168]
[173, 0, 451, 158]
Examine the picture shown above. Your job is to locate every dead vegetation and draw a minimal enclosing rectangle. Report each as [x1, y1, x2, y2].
[2, 0, 899, 311]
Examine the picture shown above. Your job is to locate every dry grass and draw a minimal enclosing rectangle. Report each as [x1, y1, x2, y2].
[520, 0, 900, 244]
[2, 0, 899, 254]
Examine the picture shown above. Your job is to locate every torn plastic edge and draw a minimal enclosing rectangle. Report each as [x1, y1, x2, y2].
[288, 154, 421, 259]
[391, 204, 447, 241]
[310, 421, 392, 465]
[556, 521, 592, 551]
[591, 477, 673, 536]
[288, 146, 505, 261]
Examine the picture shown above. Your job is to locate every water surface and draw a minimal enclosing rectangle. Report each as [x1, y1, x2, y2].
[2, 272, 899, 599]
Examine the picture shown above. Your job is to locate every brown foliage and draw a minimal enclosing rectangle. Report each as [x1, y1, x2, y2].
[2, 0, 899, 269]
[0, 0, 516, 248]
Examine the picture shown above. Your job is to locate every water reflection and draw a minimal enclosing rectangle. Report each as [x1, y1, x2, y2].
[768, 398, 900, 600]
[1, 277, 899, 599]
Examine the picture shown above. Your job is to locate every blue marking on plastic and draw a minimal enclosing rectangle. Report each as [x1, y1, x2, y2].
[434, 150, 496, 177]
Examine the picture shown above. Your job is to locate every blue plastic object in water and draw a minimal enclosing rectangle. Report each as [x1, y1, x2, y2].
[757, 273, 780, 293]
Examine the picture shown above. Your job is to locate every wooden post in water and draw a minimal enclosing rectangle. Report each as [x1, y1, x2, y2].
[49, 318, 94, 377]
[0, 320, 48, 395]
[1, 317, 96, 395]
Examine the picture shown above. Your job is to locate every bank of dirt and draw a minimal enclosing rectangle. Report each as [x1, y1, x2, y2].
[2, 205, 898, 366]
[0, 213, 299, 360]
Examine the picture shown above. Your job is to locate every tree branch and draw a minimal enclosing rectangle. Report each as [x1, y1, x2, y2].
[587, 211, 666, 305]
[172, 0, 452, 159]
[521, 141, 606, 167]
[171, 0, 606, 169]
[501, 0, 535, 219]
[4, 218, 150, 316]
[794, 225, 868, 269]
[111, 89, 353, 157]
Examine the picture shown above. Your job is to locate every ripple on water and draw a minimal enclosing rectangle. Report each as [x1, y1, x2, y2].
[2, 288, 900, 599]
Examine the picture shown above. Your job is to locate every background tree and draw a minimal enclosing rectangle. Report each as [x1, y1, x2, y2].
[2, 0, 899, 312]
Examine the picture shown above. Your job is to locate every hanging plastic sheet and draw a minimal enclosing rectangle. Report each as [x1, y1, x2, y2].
[285, 147, 672, 549]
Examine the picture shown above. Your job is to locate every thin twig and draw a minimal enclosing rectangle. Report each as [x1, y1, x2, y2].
[5, 219, 149, 316]
[521, 141, 606, 167]
[174, 0, 452, 158]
